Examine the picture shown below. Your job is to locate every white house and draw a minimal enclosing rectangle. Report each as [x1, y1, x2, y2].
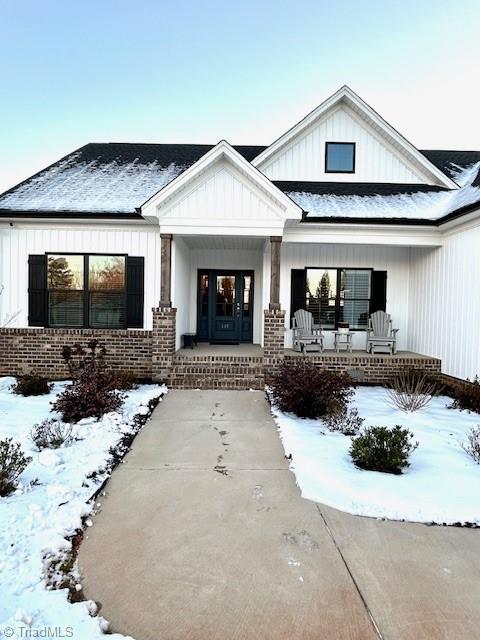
[0, 86, 479, 385]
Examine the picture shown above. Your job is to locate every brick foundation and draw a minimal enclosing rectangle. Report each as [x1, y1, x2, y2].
[151, 307, 177, 384]
[284, 353, 442, 384]
[0, 328, 152, 379]
[263, 309, 286, 382]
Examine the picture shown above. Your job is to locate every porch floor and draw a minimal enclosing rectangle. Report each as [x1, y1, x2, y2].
[285, 349, 435, 360]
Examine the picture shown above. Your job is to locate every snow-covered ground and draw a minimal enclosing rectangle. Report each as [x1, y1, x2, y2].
[0, 376, 166, 639]
[272, 386, 480, 525]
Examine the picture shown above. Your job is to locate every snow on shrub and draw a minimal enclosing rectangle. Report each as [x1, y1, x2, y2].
[269, 360, 353, 419]
[325, 407, 364, 436]
[11, 373, 52, 397]
[30, 419, 73, 450]
[462, 425, 480, 464]
[387, 368, 440, 412]
[0, 437, 32, 496]
[350, 425, 418, 475]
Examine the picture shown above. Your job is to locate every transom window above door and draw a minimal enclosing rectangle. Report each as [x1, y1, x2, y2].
[47, 254, 126, 328]
[325, 142, 356, 173]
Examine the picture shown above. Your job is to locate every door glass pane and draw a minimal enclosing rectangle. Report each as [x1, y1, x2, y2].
[216, 275, 235, 317]
[89, 256, 125, 289]
[306, 269, 337, 328]
[199, 273, 209, 317]
[243, 275, 251, 317]
[89, 292, 125, 328]
[47, 255, 83, 290]
[48, 291, 84, 327]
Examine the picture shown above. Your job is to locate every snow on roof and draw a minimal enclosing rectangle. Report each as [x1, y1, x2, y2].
[291, 162, 480, 221]
[0, 152, 186, 213]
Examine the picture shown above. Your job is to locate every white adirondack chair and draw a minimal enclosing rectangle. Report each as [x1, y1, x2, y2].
[292, 309, 324, 353]
[366, 310, 399, 354]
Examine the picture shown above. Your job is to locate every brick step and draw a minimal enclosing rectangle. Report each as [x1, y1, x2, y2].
[170, 358, 265, 389]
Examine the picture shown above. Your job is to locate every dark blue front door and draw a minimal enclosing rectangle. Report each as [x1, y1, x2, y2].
[197, 270, 254, 343]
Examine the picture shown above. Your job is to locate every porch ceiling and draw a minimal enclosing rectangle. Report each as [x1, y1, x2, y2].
[181, 235, 266, 250]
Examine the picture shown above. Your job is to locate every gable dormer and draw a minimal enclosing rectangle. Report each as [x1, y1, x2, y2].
[252, 86, 457, 188]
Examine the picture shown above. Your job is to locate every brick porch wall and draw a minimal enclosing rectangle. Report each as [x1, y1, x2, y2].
[170, 353, 264, 389]
[0, 328, 152, 379]
[284, 353, 442, 384]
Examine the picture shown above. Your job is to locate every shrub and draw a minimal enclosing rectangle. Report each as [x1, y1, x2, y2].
[52, 375, 124, 423]
[0, 438, 32, 496]
[108, 370, 137, 391]
[11, 373, 52, 397]
[269, 360, 354, 419]
[325, 407, 364, 436]
[462, 425, 480, 463]
[53, 340, 125, 423]
[350, 425, 418, 474]
[31, 419, 73, 450]
[387, 368, 441, 412]
[444, 375, 480, 414]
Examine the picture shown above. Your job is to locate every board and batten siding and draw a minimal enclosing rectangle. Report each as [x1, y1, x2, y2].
[281, 243, 411, 350]
[259, 106, 428, 183]
[0, 225, 160, 329]
[409, 224, 480, 380]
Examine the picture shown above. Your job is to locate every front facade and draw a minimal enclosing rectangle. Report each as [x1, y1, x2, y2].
[1, 86, 479, 384]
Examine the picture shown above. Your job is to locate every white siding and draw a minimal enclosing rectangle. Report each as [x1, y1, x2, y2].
[260, 106, 427, 183]
[0, 224, 160, 329]
[172, 236, 191, 349]
[281, 243, 411, 350]
[409, 224, 480, 380]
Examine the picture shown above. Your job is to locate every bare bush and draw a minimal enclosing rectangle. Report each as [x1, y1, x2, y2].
[31, 419, 73, 450]
[325, 407, 364, 436]
[0, 438, 32, 496]
[462, 425, 480, 464]
[387, 369, 441, 412]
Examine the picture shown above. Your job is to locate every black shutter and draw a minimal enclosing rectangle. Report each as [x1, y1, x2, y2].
[290, 269, 306, 318]
[370, 271, 387, 313]
[28, 255, 47, 326]
[126, 256, 144, 328]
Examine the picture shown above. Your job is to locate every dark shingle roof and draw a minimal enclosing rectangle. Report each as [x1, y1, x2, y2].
[0, 142, 479, 224]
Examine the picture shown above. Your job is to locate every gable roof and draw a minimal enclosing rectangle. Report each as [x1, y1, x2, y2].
[140, 140, 302, 221]
[251, 86, 458, 190]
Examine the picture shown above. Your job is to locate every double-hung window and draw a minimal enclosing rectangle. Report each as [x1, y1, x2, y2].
[47, 254, 126, 328]
[305, 268, 371, 329]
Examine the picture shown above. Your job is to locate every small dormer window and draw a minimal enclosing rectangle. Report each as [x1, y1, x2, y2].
[325, 142, 355, 173]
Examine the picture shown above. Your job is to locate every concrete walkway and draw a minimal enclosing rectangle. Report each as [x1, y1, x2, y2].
[78, 391, 480, 640]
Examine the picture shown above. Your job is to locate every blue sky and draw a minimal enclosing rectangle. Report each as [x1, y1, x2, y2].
[1, 0, 479, 192]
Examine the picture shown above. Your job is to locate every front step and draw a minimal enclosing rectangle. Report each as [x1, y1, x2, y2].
[170, 354, 265, 390]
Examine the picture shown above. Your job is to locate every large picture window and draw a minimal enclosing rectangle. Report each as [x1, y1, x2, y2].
[47, 254, 126, 328]
[305, 268, 371, 329]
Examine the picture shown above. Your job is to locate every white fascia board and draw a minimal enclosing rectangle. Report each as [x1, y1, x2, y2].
[439, 206, 480, 236]
[252, 85, 457, 190]
[283, 222, 443, 247]
[159, 222, 285, 237]
[0, 216, 154, 228]
[141, 140, 302, 220]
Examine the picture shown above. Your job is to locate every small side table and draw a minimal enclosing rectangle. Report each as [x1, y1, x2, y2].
[182, 333, 197, 349]
[333, 331, 354, 353]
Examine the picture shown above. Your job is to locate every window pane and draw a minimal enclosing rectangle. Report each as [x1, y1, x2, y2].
[306, 269, 337, 328]
[341, 270, 371, 299]
[243, 275, 251, 317]
[326, 143, 355, 172]
[89, 256, 125, 290]
[48, 255, 83, 290]
[49, 291, 84, 327]
[199, 273, 209, 317]
[216, 275, 236, 317]
[89, 292, 125, 328]
[341, 300, 370, 329]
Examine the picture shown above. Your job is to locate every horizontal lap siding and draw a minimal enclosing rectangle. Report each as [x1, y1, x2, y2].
[281, 243, 410, 350]
[409, 225, 480, 380]
[0, 226, 160, 329]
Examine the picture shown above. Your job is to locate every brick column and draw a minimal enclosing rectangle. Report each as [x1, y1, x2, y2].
[152, 307, 177, 383]
[263, 309, 285, 382]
